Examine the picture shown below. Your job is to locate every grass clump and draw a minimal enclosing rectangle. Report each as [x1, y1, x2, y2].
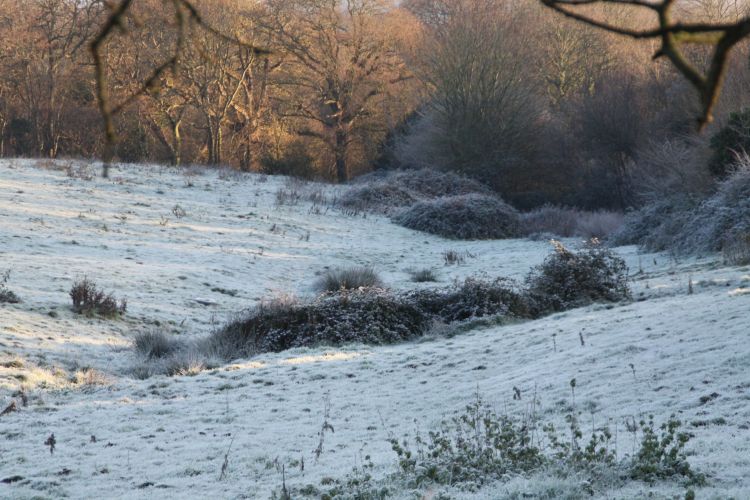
[70, 278, 126, 318]
[409, 268, 438, 283]
[210, 290, 430, 359]
[134, 330, 182, 359]
[393, 194, 520, 240]
[0, 270, 21, 304]
[526, 240, 630, 311]
[314, 266, 383, 293]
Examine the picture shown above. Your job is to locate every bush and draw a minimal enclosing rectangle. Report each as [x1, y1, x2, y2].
[0, 270, 20, 304]
[526, 240, 630, 311]
[723, 233, 750, 265]
[390, 395, 545, 490]
[672, 163, 750, 254]
[389, 169, 494, 199]
[709, 107, 750, 178]
[393, 194, 520, 240]
[408, 278, 538, 323]
[210, 290, 430, 358]
[520, 206, 624, 239]
[70, 278, 127, 318]
[313, 266, 383, 293]
[336, 182, 418, 214]
[260, 140, 316, 179]
[630, 415, 704, 485]
[340, 168, 493, 214]
[612, 195, 698, 251]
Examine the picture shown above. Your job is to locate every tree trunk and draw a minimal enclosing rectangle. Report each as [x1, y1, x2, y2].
[334, 128, 348, 183]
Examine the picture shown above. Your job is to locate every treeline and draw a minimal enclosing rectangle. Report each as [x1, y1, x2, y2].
[1, 0, 749, 209]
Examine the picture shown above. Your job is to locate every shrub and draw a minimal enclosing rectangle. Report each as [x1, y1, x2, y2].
[260, 140, 316, 179]
[210, 290, 430, 358]
[612, 195, 698, 251]
[389, 168, 494, 199]
[340, 168, 494, 214]
[69, 278, 126, 318]
[0, 270, 20, 304]
[723, 233, 750, 265]
[520, 206, 624, 239]
[526, 240, 630, 311]
[336, 182, 418, 214]
[313, 266, 383, 293]
[709, 107, 750, 178]
[393, 194, 520, 240]
[389, 395, 545, 490]
[409, 268, 438, 283]
[671, 163, 750, 254]
[630, 415, 704, 485]
[408, 278, 538, 323]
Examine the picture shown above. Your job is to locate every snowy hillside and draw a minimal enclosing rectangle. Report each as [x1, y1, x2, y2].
[1, 160, 749, 499]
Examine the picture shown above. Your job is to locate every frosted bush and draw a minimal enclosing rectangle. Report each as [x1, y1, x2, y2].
[672, 163, 750, 254]
[393, 194, 520, 240]
[340, 168, 493, 214]
[526, 240, 630, 311]
[408, 277, 538, 323]
[336, 181, 417, 214]
[210, 289, 430, 358]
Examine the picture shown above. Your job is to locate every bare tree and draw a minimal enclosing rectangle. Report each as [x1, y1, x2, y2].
[540, 0, 750, 129]
[261, 0, 413, 182]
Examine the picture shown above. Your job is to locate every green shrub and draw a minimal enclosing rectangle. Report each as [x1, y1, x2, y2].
[630, 415, 705, 485]
[390, 395, 544, 490]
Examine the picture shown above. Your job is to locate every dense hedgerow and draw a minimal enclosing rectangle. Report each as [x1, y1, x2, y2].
[203, 242, 629, 359]
[209, 290, 431, 359]
[314, 266, 383, 292]
[393, 194, 520, 240]
[526, 240, 630, 311]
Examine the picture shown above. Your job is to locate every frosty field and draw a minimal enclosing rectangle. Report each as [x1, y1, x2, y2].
[1, 160, 749, 499]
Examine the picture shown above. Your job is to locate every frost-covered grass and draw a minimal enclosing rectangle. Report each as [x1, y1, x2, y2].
[0, 159, 748, 499]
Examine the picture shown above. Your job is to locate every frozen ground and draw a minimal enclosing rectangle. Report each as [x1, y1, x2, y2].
[0, 159, 748, 499]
